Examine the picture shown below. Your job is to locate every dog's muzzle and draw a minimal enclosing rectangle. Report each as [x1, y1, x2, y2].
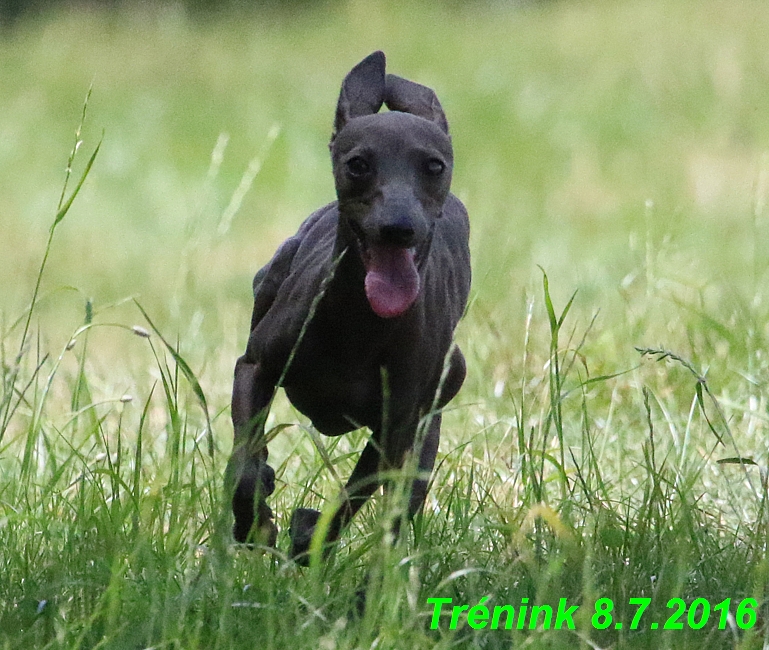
[347, 218, 422, 319]
[363, 244, 420, 318]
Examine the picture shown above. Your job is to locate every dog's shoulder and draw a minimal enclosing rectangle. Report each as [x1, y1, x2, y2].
[434, 192, 470, 271]
[421, 192, 471, 324]
[249, 202, 339, 331]
[442, 193, 470, 237]
[290, 202, 339, 270]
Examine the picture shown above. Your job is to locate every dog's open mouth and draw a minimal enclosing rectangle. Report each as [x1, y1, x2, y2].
[363, 245, 420, 318]
[348, 220, 420, 318]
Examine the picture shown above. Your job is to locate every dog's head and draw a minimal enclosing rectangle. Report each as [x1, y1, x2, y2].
[329, 51, 453, 319]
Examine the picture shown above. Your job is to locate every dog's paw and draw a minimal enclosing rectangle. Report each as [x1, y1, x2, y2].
[256, 500, 279, 548]
[232, 460, 277, 544]
[233, 500, 278, 548]
[289, 507, 321, 566]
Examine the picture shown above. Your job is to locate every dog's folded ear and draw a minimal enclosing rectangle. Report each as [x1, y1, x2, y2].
[385, 74, 449, 135]
[333, 50, 387, 138]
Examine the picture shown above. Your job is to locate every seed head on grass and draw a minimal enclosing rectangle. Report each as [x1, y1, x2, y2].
[131, 325, 151, 338]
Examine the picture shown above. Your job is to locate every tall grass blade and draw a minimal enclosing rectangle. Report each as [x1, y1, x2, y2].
[134, 300, 214, 459]
[52, 135, 102, 229]
[539, 267, 576, 496]
[1, 89, 101, 442]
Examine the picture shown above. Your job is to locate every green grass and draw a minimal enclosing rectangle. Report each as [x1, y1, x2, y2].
[2, 0, 769, 648]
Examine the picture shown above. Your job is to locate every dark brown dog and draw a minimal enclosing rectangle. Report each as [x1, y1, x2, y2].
[227, 51, 471, 561]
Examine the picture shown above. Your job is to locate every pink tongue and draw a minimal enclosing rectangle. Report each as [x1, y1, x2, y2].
[364, 246, 420, 318]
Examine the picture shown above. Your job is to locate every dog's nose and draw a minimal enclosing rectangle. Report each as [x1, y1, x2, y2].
[379, 222, 416, 247]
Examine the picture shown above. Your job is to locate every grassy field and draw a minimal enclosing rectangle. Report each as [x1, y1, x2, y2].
[2, 0, 769, 648]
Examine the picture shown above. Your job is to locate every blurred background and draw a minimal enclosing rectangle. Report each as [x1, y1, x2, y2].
[1, 0, 769, 392]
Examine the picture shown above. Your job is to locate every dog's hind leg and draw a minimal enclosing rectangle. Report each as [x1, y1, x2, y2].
[407, 413, 441, 519]
[397, 347, 466, 533]
[437, 346, 467, 409]
[398, 346, 466, 520]
[375, 412, 441, 544]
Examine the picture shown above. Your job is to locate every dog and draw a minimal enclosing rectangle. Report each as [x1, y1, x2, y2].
[227, 50, 471, 562]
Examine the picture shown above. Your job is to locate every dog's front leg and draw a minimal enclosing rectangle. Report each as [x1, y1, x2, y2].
[407, 412, 441, 519]
[227, 355, 278, 545]
[289, 416, 440, 561]
[289, 437, 383, 563]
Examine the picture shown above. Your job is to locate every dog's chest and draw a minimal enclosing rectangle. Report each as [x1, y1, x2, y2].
[283, 347, 383, 436]
[280, 307, 394, 434]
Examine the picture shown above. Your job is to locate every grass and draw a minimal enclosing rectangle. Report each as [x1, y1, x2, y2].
[2, 0, 769, 647]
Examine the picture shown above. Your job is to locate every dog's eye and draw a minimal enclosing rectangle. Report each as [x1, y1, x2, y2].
[425, 159, 445, 177]
[345, 156, 371, 179]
